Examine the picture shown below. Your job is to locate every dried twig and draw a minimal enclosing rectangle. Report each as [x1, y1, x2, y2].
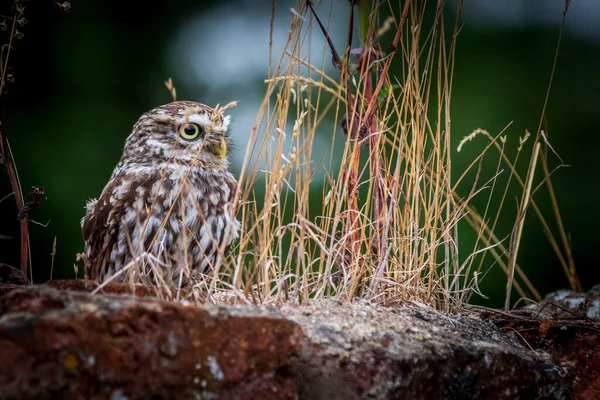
[0, 110, 29, 277]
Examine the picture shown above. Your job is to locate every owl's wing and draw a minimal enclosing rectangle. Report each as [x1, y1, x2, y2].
[82, 181, 121, 281]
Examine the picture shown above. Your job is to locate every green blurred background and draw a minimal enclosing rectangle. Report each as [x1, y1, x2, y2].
[1, 0, 598, 307]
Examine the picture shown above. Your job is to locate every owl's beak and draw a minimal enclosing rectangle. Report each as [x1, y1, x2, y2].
[215, 137, 227, 159]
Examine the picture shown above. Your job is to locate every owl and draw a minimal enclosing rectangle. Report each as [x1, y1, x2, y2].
[82, 101, 239, 283]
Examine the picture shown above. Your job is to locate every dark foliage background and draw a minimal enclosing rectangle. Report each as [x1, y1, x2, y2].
[1, 0, 598, 307]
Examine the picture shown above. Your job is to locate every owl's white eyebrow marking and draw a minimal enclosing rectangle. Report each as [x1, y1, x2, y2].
[175, 113, 230, 135]
[177, 113, 211, 128]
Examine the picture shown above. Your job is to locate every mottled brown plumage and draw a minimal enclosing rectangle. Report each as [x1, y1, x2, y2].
[82, 101, 239, 283]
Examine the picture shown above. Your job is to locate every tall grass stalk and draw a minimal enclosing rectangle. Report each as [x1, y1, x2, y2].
[118, 0, 578, 311]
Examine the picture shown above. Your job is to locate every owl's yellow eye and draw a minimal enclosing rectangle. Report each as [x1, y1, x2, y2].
[179, 123, 201, 140]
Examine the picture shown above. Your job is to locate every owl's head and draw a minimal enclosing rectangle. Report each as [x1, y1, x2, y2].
[121, 101, 233, 172]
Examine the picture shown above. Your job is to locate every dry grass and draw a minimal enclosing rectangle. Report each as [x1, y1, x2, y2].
[97, 0, 579, 311]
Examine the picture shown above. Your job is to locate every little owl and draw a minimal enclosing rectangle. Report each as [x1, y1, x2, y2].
[82, 101, 239, 283]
